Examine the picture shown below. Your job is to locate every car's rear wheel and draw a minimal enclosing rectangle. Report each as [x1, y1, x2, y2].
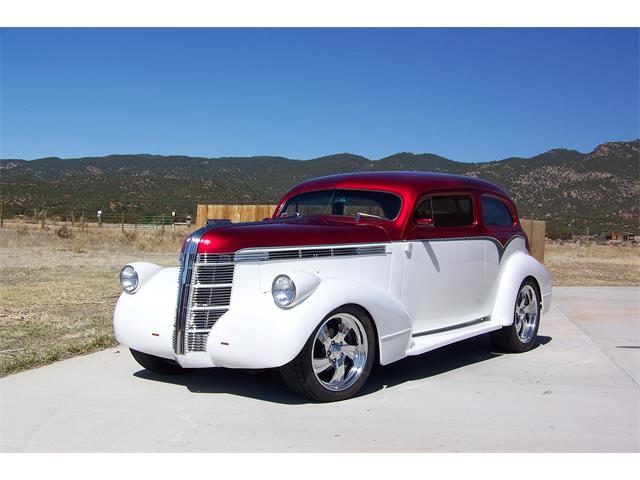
[280, 305, 376, 402]
[129, 348, 184, 374]
[490, 278, 541, 352]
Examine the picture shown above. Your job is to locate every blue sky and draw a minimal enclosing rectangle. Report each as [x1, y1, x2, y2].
[1, 28, 638, 162]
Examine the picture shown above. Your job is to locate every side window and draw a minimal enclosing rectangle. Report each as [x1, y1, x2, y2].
[413, 197, 433, 225]
[482, 196, 513, 227]
[414, 195, 474, 227]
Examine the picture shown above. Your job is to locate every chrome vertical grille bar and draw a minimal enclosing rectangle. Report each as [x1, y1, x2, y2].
[173, 231, 205, 355]
[174, 229, 236, 354]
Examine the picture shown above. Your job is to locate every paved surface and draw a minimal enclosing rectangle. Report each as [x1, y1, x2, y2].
[1, 287, 638, 452]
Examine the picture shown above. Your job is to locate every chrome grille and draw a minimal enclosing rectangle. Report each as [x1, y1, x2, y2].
[191, 286, 233, 306]
[186, 332, 209, 352]
[193, 264, 235, 284]
[196, 253, 235, 263]
[189, 309, 227, 329]
[175, 238, 235, 354]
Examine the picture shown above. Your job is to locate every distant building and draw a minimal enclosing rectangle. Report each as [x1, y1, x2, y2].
[605, 231, 636, 242]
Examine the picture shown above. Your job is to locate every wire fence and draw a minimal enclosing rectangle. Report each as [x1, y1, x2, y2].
[1, 205, 195, 231]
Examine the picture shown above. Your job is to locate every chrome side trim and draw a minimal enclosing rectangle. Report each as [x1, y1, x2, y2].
[234, 243, 390, 262]
[412, 317, 489, 338]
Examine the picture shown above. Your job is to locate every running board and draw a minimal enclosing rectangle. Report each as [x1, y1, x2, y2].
[406, 318, 501, 357]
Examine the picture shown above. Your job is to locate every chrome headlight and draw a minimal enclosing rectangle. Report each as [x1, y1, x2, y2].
[120, 265, 139, 294]
[272, 274, 296, 308]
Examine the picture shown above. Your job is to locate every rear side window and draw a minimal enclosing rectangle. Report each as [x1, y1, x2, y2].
[482, 196, 513, 227]
[414, 195, 474, 227]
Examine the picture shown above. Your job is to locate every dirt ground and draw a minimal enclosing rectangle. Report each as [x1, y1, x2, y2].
[0, 221, 638, 376]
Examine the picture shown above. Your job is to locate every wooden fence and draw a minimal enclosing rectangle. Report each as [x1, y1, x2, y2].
[520, 219, 546, 263]
[196, 204, 277, 229]
[196, 204, 546, 262]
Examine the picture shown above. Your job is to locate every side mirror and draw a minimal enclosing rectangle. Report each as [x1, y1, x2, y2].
[416, 217, 434, 227]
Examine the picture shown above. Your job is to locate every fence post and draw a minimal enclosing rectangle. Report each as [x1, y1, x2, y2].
[71, 210, 75, 227]
[0, 200, 5, 228]
[134, 215, 137, 229]
[161, 213, 165, 234]
[41, 209, 46, 229]
[586, 224, 590, 246]
[121, 211, 125, 233]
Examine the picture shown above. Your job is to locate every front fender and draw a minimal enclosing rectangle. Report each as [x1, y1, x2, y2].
[208, 276, 412, 369]
[490, 252, 552, 327]
[113, 267, 179, 360]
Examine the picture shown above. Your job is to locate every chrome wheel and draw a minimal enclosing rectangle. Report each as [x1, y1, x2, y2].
[514, 284, 539, 343]
[311, 313, 369, 392]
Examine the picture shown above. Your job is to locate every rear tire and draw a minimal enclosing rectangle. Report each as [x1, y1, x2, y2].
[280, 305, 376, 402]
[130, 348, 184, 374]
[490, 278, 541, 353]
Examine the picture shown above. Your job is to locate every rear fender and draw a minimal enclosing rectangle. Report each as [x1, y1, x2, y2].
[491, 252, 552, 326]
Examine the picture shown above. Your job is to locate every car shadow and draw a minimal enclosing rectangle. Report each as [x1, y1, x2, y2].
[361, 334, 552, 396]
[133, 334, 552, 404]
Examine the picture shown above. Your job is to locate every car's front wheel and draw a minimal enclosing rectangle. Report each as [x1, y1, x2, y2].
[129, 348, 185, 374]
[490, 278, 541, 352]
[280, 305, 376, 402]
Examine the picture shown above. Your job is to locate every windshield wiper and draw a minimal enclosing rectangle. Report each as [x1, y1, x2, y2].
[279, 212, 301, 219]
[354, 212, 383, 221]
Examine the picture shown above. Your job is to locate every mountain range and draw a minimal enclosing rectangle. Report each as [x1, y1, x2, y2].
[1, 139, 638, 235]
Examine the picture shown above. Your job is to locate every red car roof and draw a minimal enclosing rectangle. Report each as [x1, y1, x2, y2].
[280, 171, 511, 204]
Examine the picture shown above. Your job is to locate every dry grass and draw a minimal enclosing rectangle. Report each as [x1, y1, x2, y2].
[1, 220, 638, 377]
[0, 221, 184, 376]
[545, 241, 640, 286]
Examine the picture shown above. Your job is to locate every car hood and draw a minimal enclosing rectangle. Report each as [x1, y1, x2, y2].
[196, 217, 390, 254]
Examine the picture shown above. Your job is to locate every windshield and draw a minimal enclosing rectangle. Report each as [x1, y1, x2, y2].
[280, 189, 402, 220]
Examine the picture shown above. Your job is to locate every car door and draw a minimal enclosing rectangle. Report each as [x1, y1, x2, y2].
[401, 191, 486, 334]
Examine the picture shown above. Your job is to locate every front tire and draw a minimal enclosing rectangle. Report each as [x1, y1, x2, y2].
[490, 278, 541, 353]
[280, 305, 376, 402]
[130, 348, 184, 374]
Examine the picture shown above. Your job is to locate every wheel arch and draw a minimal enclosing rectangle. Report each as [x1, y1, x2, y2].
[336, 302, 381, 366]
[522, 275, 542, 308]
[299, 277, 413, 366]
[490, 252, 552, 327]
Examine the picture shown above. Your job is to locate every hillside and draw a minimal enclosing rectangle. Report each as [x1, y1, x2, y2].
[1, 140, 638, 235]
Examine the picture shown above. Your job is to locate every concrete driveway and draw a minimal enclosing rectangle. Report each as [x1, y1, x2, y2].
[1, 287, 638, 452]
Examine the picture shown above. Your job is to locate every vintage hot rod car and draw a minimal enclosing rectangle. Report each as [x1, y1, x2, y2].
[114, 171, 552, 401]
